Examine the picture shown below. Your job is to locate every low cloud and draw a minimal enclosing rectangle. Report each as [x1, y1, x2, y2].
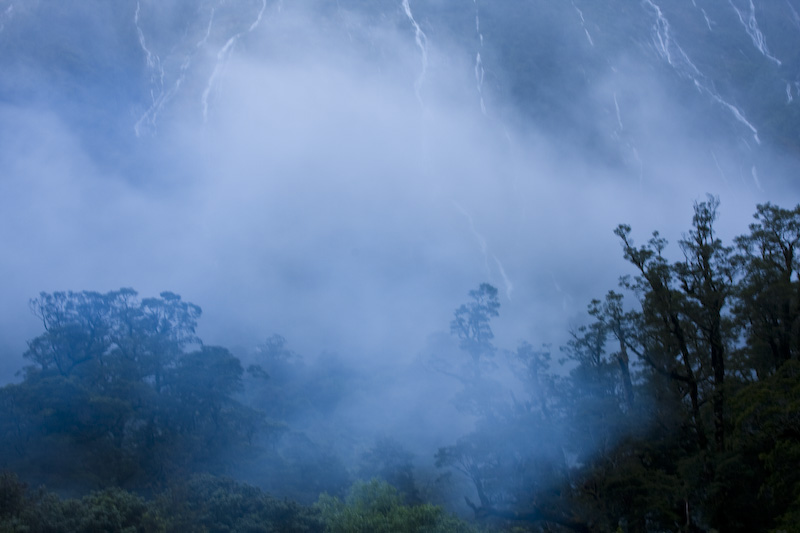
[0, 1, 797, 381]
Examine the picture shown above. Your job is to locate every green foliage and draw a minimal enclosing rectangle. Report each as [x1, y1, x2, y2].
[3, 199, 800, 533]
[734, 203, 800, 376]
[359, 438, 421, 504]
[255, 431, 352, 505]
[0, 473, 321, 533]
[720, 360, 800, 531]
[450, 284, 500, 364]
[236, 337, 358, 505]
[0, 290, 264, 491]
[435, 200, 800, 532]
[317, 480, 481, 533]
[151, 474, 322, 532]
[0, 472, 158, 533]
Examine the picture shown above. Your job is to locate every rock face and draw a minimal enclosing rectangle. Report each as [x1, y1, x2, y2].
[0, 0, 798, 369]
[0, 0, 798, 177]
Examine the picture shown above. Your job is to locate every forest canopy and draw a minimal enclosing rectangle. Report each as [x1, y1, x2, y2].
[1, 198, 799, 532]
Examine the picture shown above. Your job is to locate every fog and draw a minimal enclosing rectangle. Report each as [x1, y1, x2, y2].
[1, 0, 799, 508]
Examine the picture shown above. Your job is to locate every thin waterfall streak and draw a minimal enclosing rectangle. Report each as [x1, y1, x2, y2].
[614, 93, 623, 131]
[402, 0, 428, 106]
[475, 53, 486, 115]
[788, 0, 800, 30]
[134, 2, 153, 69]
[473, 0, 487, 113]
[701, 9, 713, 31]
[643, 0, 673, 64]
[711, 151, 729, 184]
[573, 2, 594, 46]
[631, 145, 644, 185]
[550, 273, 571, 312]
[751, 165, 763, 190]
[136, 5, 220, 136]
[643, 0, 700, 75]
[492, 255, 513, 300]
[203, 36, 237, 122]
[202, 0, 269, 122]
[198, 8, 215, 48]
[453, 201, 492, 281]
[698, 81, 761, 143]
[135, 2, 162, 81]
[643, 0, 759, 143]
[135, 55, 194, 137]
[574, 3, 585, 23]
[250, 0, 267, 32]
[134, 1, 172, 136]
[729, 0, 781, 65]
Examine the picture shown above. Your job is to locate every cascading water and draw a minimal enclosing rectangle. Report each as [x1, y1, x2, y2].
[702, 83, 761, 144]
[572, 2, 594, 47]
[452, 201, 513, 301]
[643, 0, 700, 74]
[135, 4, 220, 136]
[642, 0, 761, 144]
[788, 0, 800, 30]
[474, 0, 486, 115]
[401, 0, 428, 106]
[613, 93, 623, 132]
[135, 2, 163, 91]
[134, 2, 166, 136]
[701, 9, 713, 31]
[711, 151, 729, 184]
[453, 200, 490, 280]
[729, 0, 781, 65]
[751, 165, 763, 190]
[493, 255, 513, 300]
[203, 0, 268, 122]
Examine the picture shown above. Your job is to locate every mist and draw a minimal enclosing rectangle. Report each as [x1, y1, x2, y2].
[1, 0, 799, 528]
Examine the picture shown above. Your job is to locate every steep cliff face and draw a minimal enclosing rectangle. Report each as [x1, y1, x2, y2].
[0, 0, 798, 369]
[1, 0, 797, 178]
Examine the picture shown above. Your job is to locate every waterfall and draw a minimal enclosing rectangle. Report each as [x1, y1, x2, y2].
[729, 0, 781, 65]
[401, 0, 428, 106]
[642, 0, 760, 144]
[202, 0, 268, 122]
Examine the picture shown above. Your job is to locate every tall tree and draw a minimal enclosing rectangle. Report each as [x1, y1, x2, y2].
[673, 196, 736, 451]
[450, 283, 500, 366]
[2, 289, 261, 490]
[587, 291, 636, 411]
[734, 202, 800, 376]
[614, 223, 710, 451]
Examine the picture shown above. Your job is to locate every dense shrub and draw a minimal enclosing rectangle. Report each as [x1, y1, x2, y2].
[316, 479, 481, 533]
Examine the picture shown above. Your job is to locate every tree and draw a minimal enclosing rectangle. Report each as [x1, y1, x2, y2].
[587, 292, 636, 410]
[614, 219, 711, 452]
[0, 289, 262, 490]
[437, 294, 587, 531]
[734, 202, 800, 376]
[450, 283, 500, 366]
[23, 288, 201, 387]
[316, 479, 481, 533]
[359, 437, 421, 504]
[561, 315, 632, 463]
[673, 196, 736, 451]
